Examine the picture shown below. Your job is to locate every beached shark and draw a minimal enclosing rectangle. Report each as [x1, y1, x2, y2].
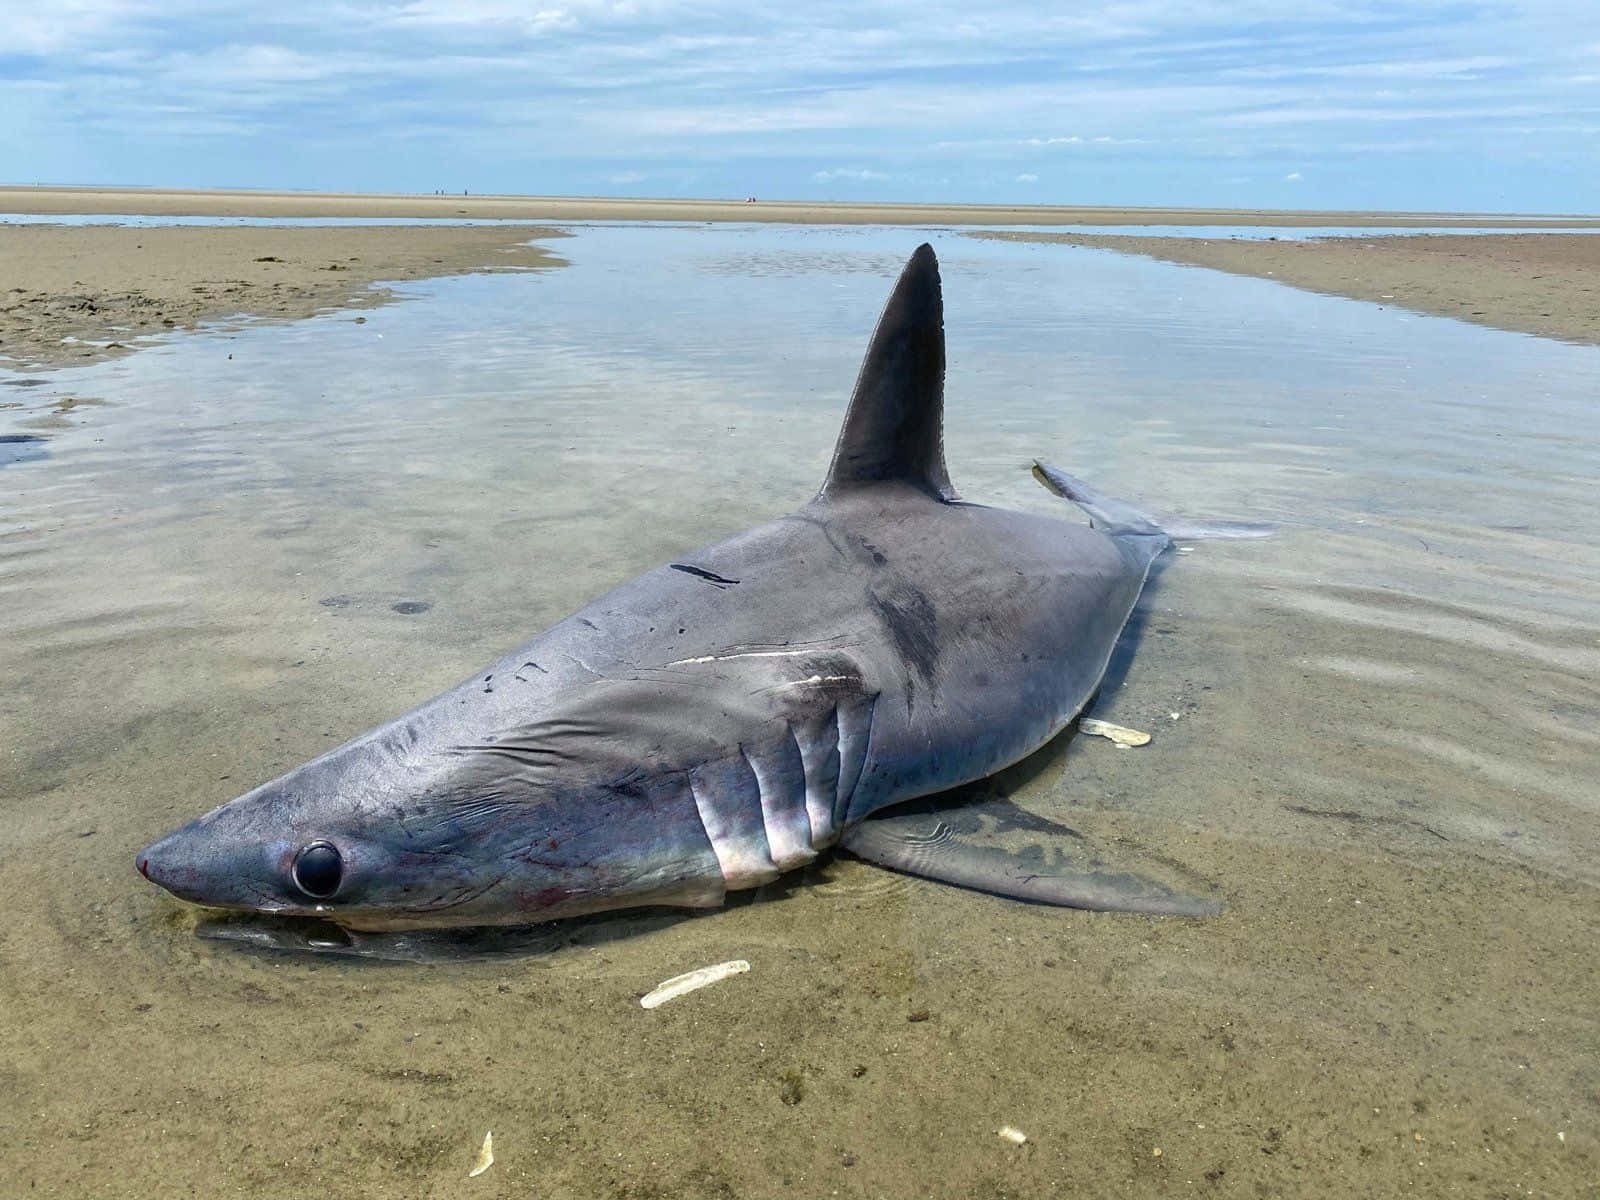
[138, 244, 1252, 942]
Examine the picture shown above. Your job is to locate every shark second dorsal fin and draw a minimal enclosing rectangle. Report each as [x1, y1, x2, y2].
[819, 244, 958, 502]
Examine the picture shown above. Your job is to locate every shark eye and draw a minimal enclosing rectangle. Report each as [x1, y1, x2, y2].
[292, 842, 343, 899]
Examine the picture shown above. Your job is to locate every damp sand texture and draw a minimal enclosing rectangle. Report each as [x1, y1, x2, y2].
[0, 222, 565, 369]
[975, 229, 1600, 346]
[2, 223, 1598, 1198]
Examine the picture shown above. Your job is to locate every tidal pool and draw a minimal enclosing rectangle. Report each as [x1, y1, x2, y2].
[2, 223, 1596, 1197]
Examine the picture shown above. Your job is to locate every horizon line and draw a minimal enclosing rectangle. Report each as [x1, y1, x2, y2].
[2, 184, 1596, 226]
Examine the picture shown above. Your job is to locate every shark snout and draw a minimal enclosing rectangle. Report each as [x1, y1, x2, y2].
[136, 828, 203, 902]
[137, 821, 275, 910]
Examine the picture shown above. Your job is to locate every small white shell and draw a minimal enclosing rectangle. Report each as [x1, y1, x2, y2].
[640, 959, 751, 1009]
[997, 1126, 1028, 1145]
[468, 1130, 494, 1178]
[1079, 718, 1152, 747]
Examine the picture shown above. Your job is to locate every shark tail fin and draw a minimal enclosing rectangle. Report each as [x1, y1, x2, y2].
[1031, 461, 1165, 538]
[818, 244, 958, 502]
[1033, 462, 1276, 542]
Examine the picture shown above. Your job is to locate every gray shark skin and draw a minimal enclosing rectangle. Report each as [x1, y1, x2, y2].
[137, 244, 1234, 934]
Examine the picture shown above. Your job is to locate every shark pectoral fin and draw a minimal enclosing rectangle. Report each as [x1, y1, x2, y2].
[839, 804, 1221, 918]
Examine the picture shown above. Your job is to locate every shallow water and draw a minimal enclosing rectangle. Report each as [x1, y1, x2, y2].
[2, 224, 1597, 1196]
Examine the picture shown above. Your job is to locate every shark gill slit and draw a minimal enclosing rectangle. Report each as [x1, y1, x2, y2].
[835, 693, 877, 829]
[792, 705, 843, 847]
[688, 753, 780, 889]
[741, 733, 816, 870]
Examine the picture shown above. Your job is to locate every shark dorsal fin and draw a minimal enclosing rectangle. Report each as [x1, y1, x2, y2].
[819, 244, 957, 502]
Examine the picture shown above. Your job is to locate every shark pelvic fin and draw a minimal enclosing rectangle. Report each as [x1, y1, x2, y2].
[819, 244, 957, 502]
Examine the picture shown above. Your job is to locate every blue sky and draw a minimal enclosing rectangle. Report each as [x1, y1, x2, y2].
[3, 1, 1597, 212]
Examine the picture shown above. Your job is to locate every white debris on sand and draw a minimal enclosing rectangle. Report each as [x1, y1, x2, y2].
[468, 1130, 494, 1178]
[640, 959, 751, 1009]
[1079, 718, 1152, 747]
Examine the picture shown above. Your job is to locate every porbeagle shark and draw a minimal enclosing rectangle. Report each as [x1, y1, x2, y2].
[138, 244, 1247, 939]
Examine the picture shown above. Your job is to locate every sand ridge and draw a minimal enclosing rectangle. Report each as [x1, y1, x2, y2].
[0, 223, 566, 369]
[975, 230, 1600, 346]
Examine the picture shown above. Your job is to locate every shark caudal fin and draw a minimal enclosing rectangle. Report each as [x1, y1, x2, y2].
[818, 244, 958, 502]
[1033, 461, 1276, 542]
[1031, 462, 1165, 538]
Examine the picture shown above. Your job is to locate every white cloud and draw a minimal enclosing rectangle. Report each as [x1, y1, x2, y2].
[813, 167, 890, 182]
[1223, 55, 1511, 81]
[389, 1, 584, 36]
[1015, 172, 1039, 182]
[3, 0, 1595, 207]
[4, 0, 145, 55]
[1223, 103, 1552, 126]
[1284, 170, 1302, 181]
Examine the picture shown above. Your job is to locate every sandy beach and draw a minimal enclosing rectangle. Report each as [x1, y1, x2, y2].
[4, 190, 1598, 371]
[0, 224, 565, 370]
[976, 231, 1600, 346]
[3, 205, 1598, 1198]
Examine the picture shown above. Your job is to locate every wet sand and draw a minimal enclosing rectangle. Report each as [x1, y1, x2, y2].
[0, 223, 565, 369]
[976, 230, 1600, 346]
[3, 220, 1598, 1198]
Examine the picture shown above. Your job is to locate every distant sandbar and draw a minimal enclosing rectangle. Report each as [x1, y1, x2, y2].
[974, 230, 1600, 346]
[5, 185, 1597, 227]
